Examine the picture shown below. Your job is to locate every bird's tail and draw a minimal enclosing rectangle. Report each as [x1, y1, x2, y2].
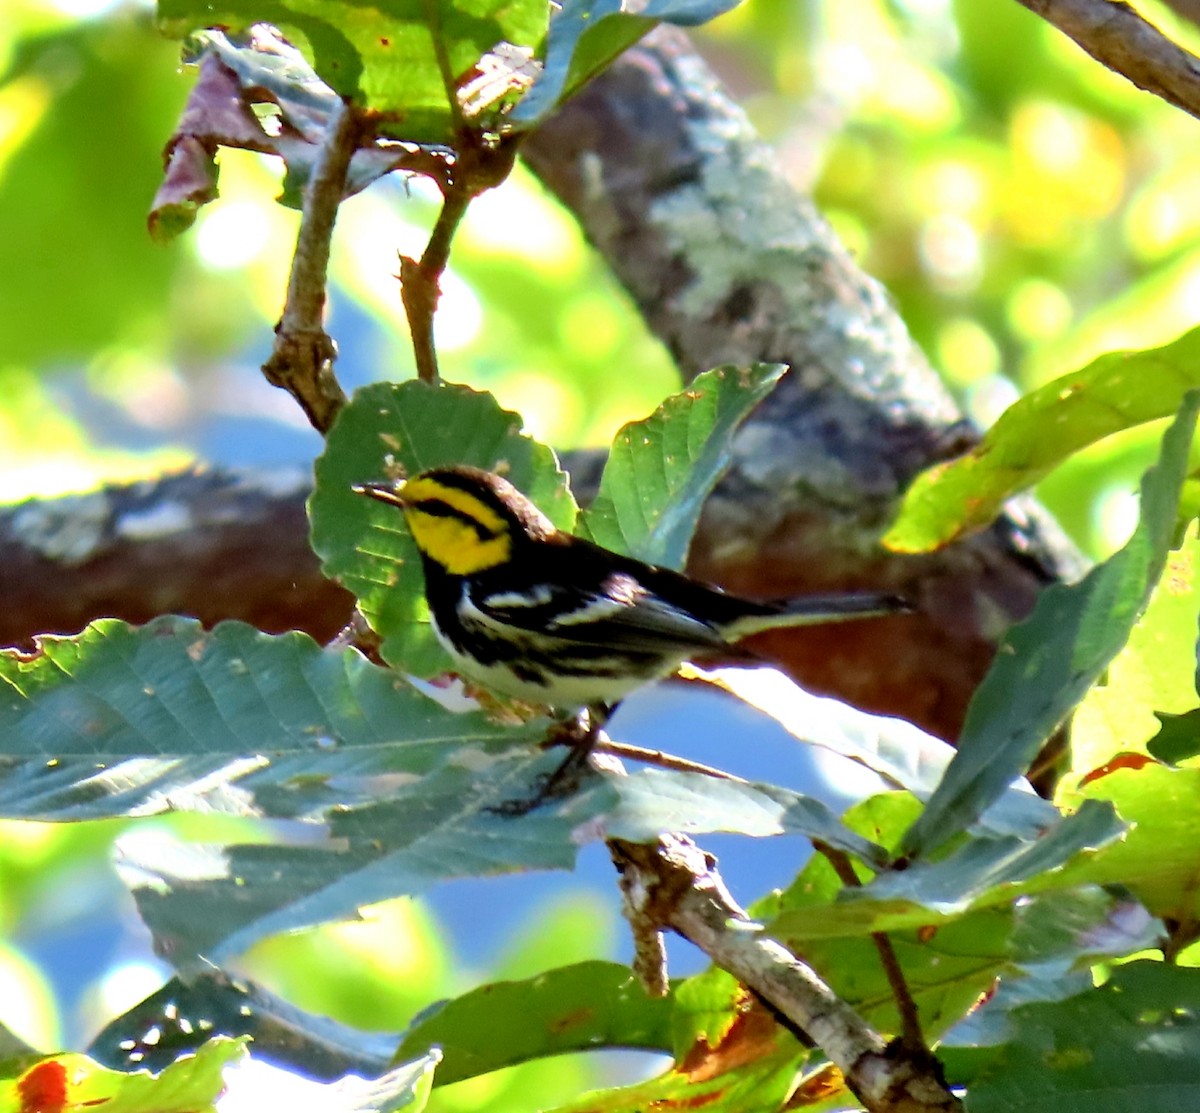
[721, 591, 910, 641]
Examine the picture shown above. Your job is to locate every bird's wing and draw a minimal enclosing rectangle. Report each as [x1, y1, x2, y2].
[472, 571, 729, 653]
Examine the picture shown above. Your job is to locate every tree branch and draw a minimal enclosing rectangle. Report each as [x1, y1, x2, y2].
[1014, 0, 1200, 121]
[3, 34, 1086, 755]
[611, 836, 961, 1113]
[521, 29, 1085, 748]
[261, 98, 359, 433]
[0, 470, 353, 650]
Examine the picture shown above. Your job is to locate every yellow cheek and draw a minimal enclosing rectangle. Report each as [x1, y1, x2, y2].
[406, 510, 511, 574]
[401, 477, 506, 534]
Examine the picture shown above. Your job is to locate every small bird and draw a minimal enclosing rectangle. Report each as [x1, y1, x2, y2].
[354, 465, 909, 714]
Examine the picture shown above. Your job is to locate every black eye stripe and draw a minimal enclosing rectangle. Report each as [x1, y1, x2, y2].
[414, 498, 499, 541]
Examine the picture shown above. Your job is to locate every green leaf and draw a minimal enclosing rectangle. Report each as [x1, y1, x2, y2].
[1004, 886, 1160, 968]
[771, 808, 1016, 1039]
[940, 888, 1159, 1076]
[0, 1039, 246, 1113]
[1061, 764, 1200, 925]
[818, 799, 1122, 929]
[545, 1053, 801, 1113]
[1072, 525, 1200, 774]
[157, 0, 549, 143]
[964, 961, 1200, 1112]
[771, 799, 1149, 1049]
[0, 619, 881, 966]
[90, 972, 397, 1080]
[511, 0, 745, 128]
[542, 979, 803, 1113]
[121, 744, 612, 965]
[1149, 708, 1200, 763]
[798, 910, 1015, 1042]
[310, 380, 576, 677]
[394, 962, 673, 1086]
[902, 393, 1200, 859]
[770, 798, 1122, 940]
[578, 363, 787, 568]
[121, 757, 878, 965]
[0, 616, 542, 820]
[601, 768, 887, 865]
[887, 328, 1200, 552]
[692, 666, 1059, 840]
[939, 968, 1095, 1089]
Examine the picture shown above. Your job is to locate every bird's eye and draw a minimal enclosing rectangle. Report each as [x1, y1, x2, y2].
[416, 498, 498, 540]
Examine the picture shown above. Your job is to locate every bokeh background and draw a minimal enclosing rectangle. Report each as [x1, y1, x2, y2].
[3, 0, 1199, 1105]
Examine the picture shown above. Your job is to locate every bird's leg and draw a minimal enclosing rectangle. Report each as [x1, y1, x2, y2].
[490, 704, 611, 816]
[543, 702, 610, 785]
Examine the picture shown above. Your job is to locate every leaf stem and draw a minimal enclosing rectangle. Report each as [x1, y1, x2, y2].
[816, 842, 927, 1054]
[594, 738, 744, 781]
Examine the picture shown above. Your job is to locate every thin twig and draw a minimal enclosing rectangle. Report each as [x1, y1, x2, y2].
[611, 836, 960, 1112]
[262, 98, 359, 432]
[816, 842, 926, 1054]
[399, 189, 472, 382]
[594, 738, 745, 781]
[1015, 0, 1200, 122]
[398, 131, 518, 381]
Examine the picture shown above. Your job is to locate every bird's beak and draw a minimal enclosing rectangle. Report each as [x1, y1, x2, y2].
[352, 480, 410, 509]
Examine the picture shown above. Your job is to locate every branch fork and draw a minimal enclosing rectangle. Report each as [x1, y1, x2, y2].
[610, 835, 962, 1113]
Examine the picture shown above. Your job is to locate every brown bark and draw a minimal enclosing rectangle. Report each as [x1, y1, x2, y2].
[521, 30, 1084, 742]
[1015, 0, 1200, 121]
[0, 470, 352, 650]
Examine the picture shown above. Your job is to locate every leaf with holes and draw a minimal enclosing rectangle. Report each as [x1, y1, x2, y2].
[157, 0, 549, 143]
[0, 616, 545, 821]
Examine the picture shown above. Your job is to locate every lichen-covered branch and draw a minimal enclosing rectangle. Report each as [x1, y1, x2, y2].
[521, 29, 1085, 745]
[1015, 0, 1200, 122]
[611, 836, 961, 1112]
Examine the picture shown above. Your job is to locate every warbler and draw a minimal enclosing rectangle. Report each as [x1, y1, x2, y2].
[354, 465, 908, 713]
